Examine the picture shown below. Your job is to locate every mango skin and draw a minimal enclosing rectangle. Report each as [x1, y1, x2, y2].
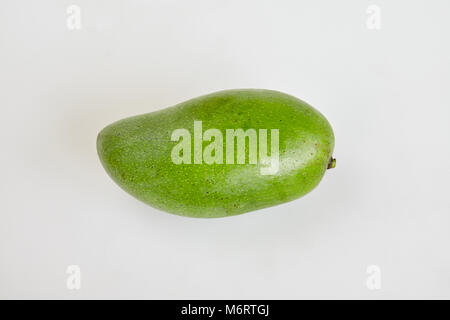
[97, 89, 335, 218]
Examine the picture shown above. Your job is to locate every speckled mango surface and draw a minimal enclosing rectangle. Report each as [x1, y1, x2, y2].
[97, 89, 335, 218]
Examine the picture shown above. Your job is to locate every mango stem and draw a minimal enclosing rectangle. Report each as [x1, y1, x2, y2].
[327, 157, 336, 169]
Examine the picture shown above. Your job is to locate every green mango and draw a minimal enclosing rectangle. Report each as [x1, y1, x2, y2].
[97, 89, 335, 218]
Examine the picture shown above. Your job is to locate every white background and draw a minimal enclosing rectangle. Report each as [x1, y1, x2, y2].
[1, 0, 449, 299]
